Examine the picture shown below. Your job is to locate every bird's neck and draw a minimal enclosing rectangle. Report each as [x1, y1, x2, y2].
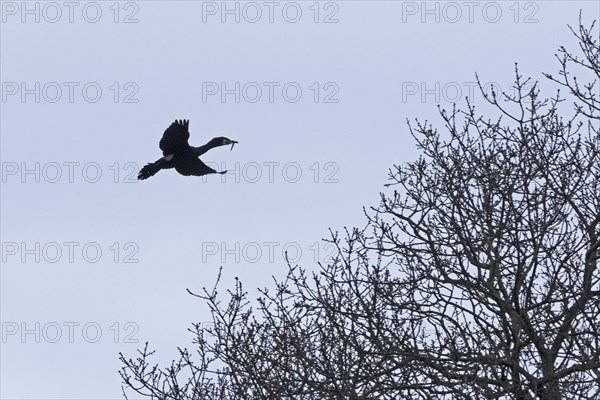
[193, 138, 222, 157]
[192, 145, 208, 157]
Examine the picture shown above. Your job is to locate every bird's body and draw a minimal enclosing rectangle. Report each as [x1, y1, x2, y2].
[138, 119, 237, 180]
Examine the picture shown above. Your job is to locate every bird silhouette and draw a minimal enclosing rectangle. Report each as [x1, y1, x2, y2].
[138, 119, 238, 180]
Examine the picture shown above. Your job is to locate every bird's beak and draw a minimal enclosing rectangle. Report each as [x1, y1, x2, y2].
[230, 140, 238, 151]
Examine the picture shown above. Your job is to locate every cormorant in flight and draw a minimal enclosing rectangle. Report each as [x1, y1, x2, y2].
[138, 119, 238, 180]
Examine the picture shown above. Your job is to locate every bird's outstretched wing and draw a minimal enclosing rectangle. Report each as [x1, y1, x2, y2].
[159, 119, 190, 156]
[176, 157, 224, 176]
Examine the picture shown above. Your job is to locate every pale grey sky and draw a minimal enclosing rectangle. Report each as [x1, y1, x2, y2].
[1, 1, 598, 398]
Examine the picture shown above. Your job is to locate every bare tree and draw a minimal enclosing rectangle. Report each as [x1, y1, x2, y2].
[120, 17, 599, 400]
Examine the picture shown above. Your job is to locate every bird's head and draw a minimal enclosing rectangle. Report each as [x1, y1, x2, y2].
[218, 137, 238, 151]
[205, 137, 239, 151]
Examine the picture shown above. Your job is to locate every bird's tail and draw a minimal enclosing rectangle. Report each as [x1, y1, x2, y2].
[138, 160, 163, 180]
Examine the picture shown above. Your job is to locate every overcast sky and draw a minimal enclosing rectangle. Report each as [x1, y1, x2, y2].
[1, 1, 599, 398]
